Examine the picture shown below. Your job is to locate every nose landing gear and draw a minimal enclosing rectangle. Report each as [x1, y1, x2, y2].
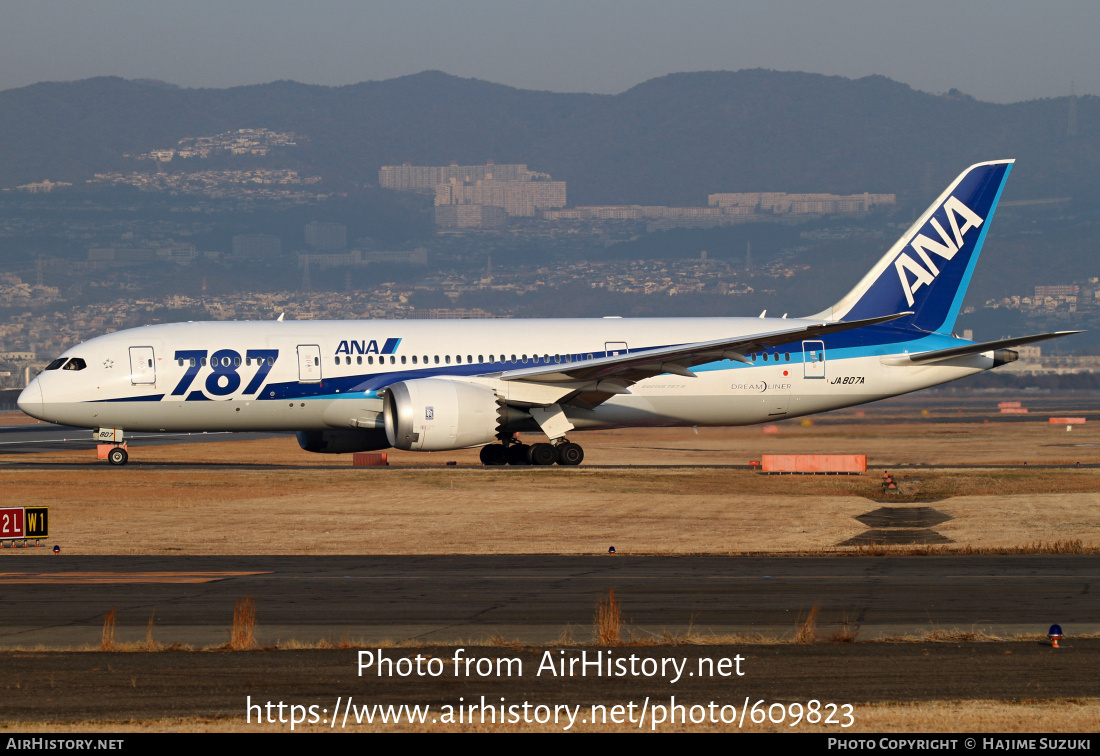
[96, 428, 128, 466]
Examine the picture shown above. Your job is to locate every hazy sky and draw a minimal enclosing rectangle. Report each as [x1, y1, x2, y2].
[2, 0, 1096, 102]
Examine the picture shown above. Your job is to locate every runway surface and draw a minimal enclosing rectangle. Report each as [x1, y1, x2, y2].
[1, 555, 1096, 646]
[0, 422, 286, 454]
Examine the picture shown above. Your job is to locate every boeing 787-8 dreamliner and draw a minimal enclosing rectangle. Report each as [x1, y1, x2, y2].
[18, 160, 1077, 465]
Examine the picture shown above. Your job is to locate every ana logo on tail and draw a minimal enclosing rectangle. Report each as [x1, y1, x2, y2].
[894, 196, 984, 306]
[803, 159, 1011, 333]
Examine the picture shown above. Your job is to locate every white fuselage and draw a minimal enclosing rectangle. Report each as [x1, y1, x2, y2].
[18, 316, 990, 439]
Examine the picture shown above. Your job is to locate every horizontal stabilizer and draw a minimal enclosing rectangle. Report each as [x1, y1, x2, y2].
[880, 331, 1082, 366]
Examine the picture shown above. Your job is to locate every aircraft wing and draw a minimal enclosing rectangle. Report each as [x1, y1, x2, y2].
[880, 330, 1082, 366]
[499, 311, 911, 390]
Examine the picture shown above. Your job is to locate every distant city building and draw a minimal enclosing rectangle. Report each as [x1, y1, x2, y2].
[541, 191, 895, 230]
[0, 351, 35, 361]
[987, 278, 1097, 316]
[305, 222, 347, 250]
[1035, 285, 1079, 298]
[298, 248, 429, 269]
[543, 204, 755, 231]
[382, 162, 566, 219]
[87, 245, 199, 266]
[708, 192, 895, 214]
[543, 205, 748, 221]
[14, 180, 72, 193]
[87, 169, 321, 199]
[128, 129, 301, 161]
[435, 179, 566, 217]
[410, 308, 497, 319]
[434, 205, 508, 229]
[232, 234, 282, 258]
[362, 249, 429, 265]
[379, 162, 536, 192]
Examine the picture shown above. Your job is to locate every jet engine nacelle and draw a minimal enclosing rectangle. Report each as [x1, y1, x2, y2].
[384, 378, 502, 451]
[296, 429, 390, 454]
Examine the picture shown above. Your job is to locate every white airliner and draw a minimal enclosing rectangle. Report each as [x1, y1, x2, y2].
[17, 160, 1078, 466]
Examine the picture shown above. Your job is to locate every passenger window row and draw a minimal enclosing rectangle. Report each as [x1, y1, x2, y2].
[328, 352, 795, 369]
[332, 353, 589, 368]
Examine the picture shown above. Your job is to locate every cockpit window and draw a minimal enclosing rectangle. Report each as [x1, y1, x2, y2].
[62, 358, 87, 371]
[45, 358, 68, 371]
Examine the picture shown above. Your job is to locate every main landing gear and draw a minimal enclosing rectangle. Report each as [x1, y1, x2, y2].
[479, 436, 584, 466]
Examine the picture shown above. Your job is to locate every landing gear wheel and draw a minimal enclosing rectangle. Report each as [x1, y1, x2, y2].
[527, 443, 557, 466]
[556, 442, 584, 466]
[506, 443, 531, 466]
[107, 447, 128, 466]
[479, 444, 507, 466]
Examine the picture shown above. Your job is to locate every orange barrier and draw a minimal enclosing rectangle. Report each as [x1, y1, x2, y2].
[762, 425, 779, 435]
[761, 454, 866, 473]
[998, 401, 1022, 408]
[1050, 418, 1086, 425]
[1000, 408, 1029, 414]
[353, 452, 389, 466]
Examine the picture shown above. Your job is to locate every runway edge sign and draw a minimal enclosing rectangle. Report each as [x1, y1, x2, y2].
[0, 506, 49, 541]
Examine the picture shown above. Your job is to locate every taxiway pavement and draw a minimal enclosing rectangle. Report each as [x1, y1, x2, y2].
[1, 555, 1096, 646]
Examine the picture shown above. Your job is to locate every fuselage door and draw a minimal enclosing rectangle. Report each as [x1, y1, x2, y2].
[128, 346, 156, 385]
[297, 345, 322, 383]
[802, 340, 826, 379]
[604, 341, 629, 357]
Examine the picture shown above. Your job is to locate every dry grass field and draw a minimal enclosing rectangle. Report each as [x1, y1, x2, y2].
[1, 406, 1097, 555]
[6, 700, 1098, 733]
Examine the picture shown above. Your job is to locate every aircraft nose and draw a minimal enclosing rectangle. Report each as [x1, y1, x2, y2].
[17, 379, 42, 419]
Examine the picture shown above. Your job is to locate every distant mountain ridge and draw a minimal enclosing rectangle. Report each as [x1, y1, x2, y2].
[1, 69, 1096, 205]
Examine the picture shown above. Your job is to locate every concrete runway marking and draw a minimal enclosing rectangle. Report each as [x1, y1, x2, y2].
[0, 571, 269, 584]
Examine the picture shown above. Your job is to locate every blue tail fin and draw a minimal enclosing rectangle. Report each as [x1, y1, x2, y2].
[816, 160, 1013, 334]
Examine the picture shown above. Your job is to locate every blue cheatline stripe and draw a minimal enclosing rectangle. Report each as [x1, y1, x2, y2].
[95, 394, 165, 402]
[693, 332, 962, 374]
